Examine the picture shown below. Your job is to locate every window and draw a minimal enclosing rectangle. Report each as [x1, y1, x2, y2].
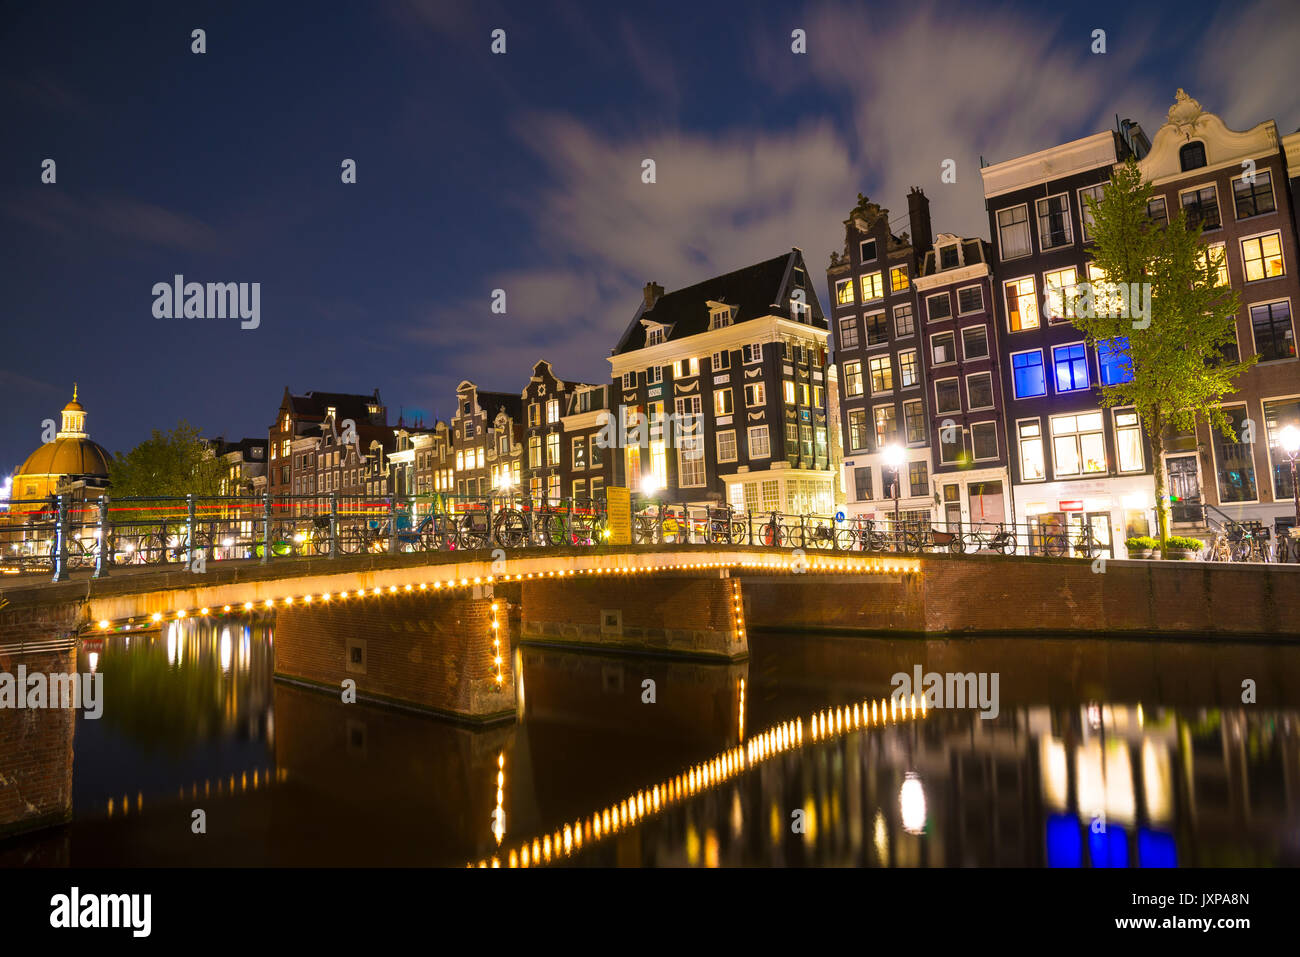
[1098, 337, 1134, 385]
[931, 331, 956, 365]
[890, 265, 908, 292]
[800, 422, 814, 458]
[997, 204, 1031, 259]
[761, 479, 780, 512]
[547, 473, 560, 501]
[957, 286, 984, 315]
[1114, 410, 1144, 474]
[546, 399, 560, 423]
[898, 349, 919, 388]
[546, 432, 560, 466]
[843, 361, 864, 397]
[1036, 193, 1073, 249]
[1147, 196, 1168, 227]
[864, 312, 889, 346]
[785, 421, 798, 445]
[874, 405, 898, 446]
[894, 303, 915, 338]
[673, 357, 701, 378]
[926, 293, 952, 322]
[716, 430, 738, 463]
[1052, 343, 1090, 392]
[621, 371, 636, 389]
[783, 380, 796, 404]
[967, 372, 994, 410]
[1018, 419, 1045, 481]
[677, 440, 704, 487]
[847, 410, 868, 450]
[1043, 267, 1078, 322]
[712, 350, 730, 371]
[1078, 184, 1105, 242]
[860, 239, 878, 262]
[938, 420, 963, 462]
[935, 378, 961, 414]
[1051, 412, 1106, 476]
[646, 326, 665, 345]
[1199, 242, 1229, 286]
[838, 316, 859, 350]
[971, 422, 998, 461]
[1179, 141, 1206, 171]
[814, 385, 824, 408]
[1012, 350, 1046, 398]
[1180, 185, 1220, 231]
[799, 383, 810, 406]
[854, 466, 873, 501]
[589, 435, 603, 467]
[572, 479, 586, 499]
[715, 388, 733, 416]
[1250, 300, 1295, 360]
[869, 355, 893, 393]
[1005, 277, 1039, 331]
[572, 437, 587, 470]
[1241, 232, 1285, 281]
[860, 271, 884, 301]
[743, 342, 763, 364]
[748, 425, 771, 459]
[528, 403, 541, 427]
[744, 383, 766, 407]
[939, 244, 960, 269]
[709, 307, 733, 330]
[962, 326, 989, 360]
[904, 399, 926, 444]
[909, 461, 928, 497]
[457, 450, 466, 471]
[1233, 169, 1276, 219]
[835, 278, 854, 306]
[1209, 404, 1254, 502]
[1266, 398, 1300, 499]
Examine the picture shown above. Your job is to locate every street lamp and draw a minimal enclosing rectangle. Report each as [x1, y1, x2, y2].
[1280, 424, 1300, 532]
[883, 444, 906, 538]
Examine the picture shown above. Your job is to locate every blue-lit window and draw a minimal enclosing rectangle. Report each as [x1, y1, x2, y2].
[1012, 350, 1046, 398]
[1053, 343, 1090, 392]
[1098, 337, 1133, 386]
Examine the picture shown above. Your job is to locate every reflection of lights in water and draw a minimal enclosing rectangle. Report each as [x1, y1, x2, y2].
[900, 772, 926, 835]
[873, 809, 889, 862]
[738, 677, 745, 742]
[220, 628, 232, 673]
[166, 624, 178, 666]
[730, 790, 743, 838]
[704, 830, 720, 868]
[1087, 703, 1102, 730]
[493, 752, 506, 845]
[87, 652, 99, 673]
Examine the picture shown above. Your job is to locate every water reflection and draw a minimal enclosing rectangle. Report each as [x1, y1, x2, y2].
[1, 626, 1298, 867]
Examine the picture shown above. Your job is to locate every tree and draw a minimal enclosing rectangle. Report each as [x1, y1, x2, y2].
[109, 420, 223, 500]
[1072, 159, 1255, 552]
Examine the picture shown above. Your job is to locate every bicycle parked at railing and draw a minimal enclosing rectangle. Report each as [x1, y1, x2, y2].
[704, 504, 748, 545]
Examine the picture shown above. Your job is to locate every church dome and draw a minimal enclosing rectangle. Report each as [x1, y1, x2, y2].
[12, 386, 111, 493]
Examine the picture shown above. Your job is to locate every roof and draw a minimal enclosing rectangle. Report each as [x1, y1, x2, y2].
[280, 389, 385, 430]
[476, 391, 524, 422]
[612, 250, 823, 355]
[16, 437, 112, 479]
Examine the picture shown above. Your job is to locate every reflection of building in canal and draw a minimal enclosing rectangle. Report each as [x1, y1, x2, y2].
[565, 702, 1300, 867]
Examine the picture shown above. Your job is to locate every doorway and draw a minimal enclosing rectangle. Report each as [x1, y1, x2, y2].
[1166, 455, 1202, 524]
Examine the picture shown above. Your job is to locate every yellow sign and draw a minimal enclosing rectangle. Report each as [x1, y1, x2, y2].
[606, 486, 631, 545]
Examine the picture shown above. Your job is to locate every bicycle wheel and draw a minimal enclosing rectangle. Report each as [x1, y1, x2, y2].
[834, 528, 858, 551]
[1043, 534, 1068, 557]
[1229, 538, 1250, 562]
[760, 522, 783, 547]
[996, 532, 1017, 556]
[494, 510, 528, 549]
[339, 526, 369, 555]
[458, 517, 490, 550]
[785, 525, 805, 550]
[730, 521, 749, 545]
[142, 531, 170, 564]
[633, 516, 658, 545]
[948, 534, 966, 555]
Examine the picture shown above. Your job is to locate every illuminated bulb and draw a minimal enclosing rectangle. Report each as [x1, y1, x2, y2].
[98, 620, 109, 630]
[222, 605, 231, 613]
[243, 602, 253, 611]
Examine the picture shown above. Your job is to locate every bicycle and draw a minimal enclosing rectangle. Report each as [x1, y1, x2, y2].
[705, 505, 748, 545]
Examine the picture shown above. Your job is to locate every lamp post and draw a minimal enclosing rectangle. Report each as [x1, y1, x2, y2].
[1280, 424, 1300, 532]
[883, 444, 905, 546]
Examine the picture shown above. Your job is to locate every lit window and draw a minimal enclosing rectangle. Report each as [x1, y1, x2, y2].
[1005, 277, 1039, 332]
[1241, 233, 1284, 281]
[842, 363, 863, 397]
[1043, 267, 1078, 322]
[869, 355, 893, 393]
[715, 388, 733, 416]
[898, 349, 919, 388]
[1051, 412, 1106, 476]
[1052, 343, 1089, 392]
[1114, 410, 1144, 473]
[835, 278, 855, 306]
[860, 271, 884, 301]
[873, 406, 898, 446]
[1198, 243, 1229, 286]
[1018, 420, 1045, 481]
[1012, 350, 1046, 398]
[745, 383, 766, 407]
[1098, 338, 1133, 385]
[890, 266, 908, 292]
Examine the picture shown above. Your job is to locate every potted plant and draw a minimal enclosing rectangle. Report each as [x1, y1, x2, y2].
[1163, 535, 1204, 560]
[1125, 535, 1157, 559]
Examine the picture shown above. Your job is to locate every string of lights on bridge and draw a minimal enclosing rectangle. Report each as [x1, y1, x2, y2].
[471, 691, 928, 868]
[90, 554, 919, 687]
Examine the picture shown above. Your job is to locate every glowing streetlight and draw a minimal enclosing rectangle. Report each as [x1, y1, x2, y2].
[882, 444, 906, 537]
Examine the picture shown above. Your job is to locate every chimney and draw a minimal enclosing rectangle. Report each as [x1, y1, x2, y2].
[907, 187, 933, 266]
[643, 281, 665, 311]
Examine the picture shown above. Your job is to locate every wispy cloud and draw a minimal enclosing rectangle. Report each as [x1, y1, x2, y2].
[4, 190, 217, 252]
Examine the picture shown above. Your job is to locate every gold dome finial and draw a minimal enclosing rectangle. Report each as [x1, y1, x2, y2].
[73, 382, 78, 402]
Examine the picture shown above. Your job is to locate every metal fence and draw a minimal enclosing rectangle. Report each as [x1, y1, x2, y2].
[0, 491, 1132, 582]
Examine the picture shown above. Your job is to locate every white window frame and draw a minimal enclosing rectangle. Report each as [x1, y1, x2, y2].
[1178, 181, 1222, 232]
[1051, 338, 1091, 394]
[925, 291, 952, 323]
[743, 342, 763, 364]
[970, 421, 999, 462]
[1247, 296, 1295, 362]
[1049, 411, 1107, 477]
[996, 202, 1032, 261]
[1077, 183, 1106, 243]
[965, 371, 995, 411]
[868, 354, 894, 395]
[933, 376, 962, 415]
[1035, 191, 1074, 250]
[834, 278, 855, 306]
[860, 238, 878, 262]
[744, 382, 766, 407]
[1016, 417, 1046, 483]
[1231, 168, 1277, 221]
[930, 330, 957, 366]
[716, 429, 738, 463]
[1111, 407, 1145, 475]
[956, 284, 984, 316]
[747, 425, 771, 459]
[712, 350, 731, 371]
[1240, 229, 1286, 283]
[961, 324, 990, 361]
[1004, 275, 1040, 333]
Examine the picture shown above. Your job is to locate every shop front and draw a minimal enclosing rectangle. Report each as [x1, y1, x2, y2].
[1012, 475, 1156, 558]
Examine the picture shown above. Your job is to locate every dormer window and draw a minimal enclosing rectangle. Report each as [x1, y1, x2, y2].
[708, 303, 734, 330]
[939, 244, 960, 269]
[326, 406, 336, 421]
[646, 326, 666, 346]
[860, 239, 877, 262]
[1180, 141, 1207, 171]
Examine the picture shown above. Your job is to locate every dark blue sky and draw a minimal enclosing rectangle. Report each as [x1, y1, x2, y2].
[2, 0, 1296, 476]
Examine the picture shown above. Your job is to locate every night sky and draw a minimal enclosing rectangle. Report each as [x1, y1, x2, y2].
[2, 0, 1297, 476]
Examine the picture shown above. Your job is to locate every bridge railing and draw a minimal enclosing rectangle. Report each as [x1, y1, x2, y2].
[0, 491, 1118, 582]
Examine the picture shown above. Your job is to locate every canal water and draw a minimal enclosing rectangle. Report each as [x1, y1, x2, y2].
[3, 620, 1299, 867]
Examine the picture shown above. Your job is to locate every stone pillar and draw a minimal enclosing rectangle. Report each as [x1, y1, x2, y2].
[273, 587, 515, 723]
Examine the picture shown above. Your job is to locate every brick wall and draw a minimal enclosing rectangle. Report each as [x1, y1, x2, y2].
[742, 554, 1300, 639]
[521, 573, 747, 659]
[0, 645, 78, 839]
[273, 590, 514, 721]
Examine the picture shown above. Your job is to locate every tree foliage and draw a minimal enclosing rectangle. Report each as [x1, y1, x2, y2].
[1071, 159, 1255, 548]
[109, 420, 223, 499]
